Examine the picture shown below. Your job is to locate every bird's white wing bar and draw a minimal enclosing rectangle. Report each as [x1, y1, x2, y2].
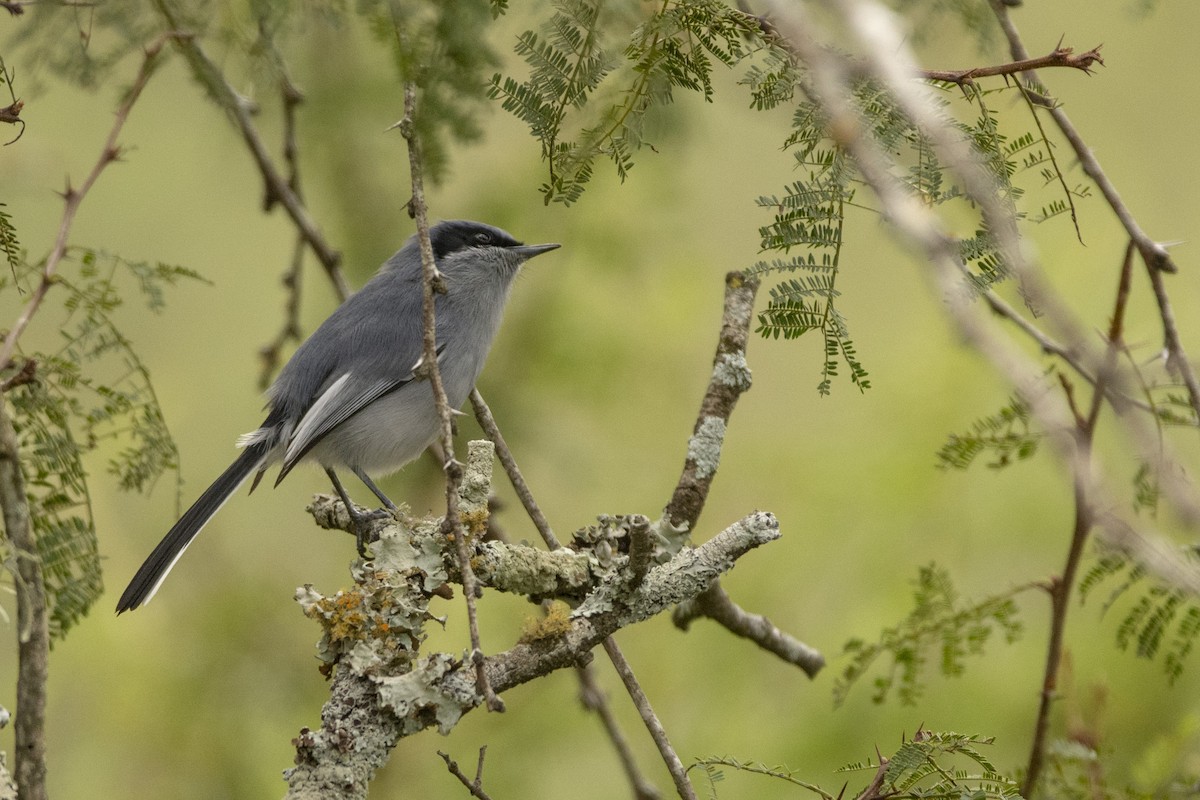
[276, 371, 411, 481]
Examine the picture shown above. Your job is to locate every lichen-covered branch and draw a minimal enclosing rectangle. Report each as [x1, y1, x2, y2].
[662, 271, 758, 534]
[288, 442, 781, 800]
[655, 270, 824, 676]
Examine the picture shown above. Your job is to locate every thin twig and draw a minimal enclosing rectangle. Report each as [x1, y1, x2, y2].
[470, 388, 561, 549]
[920, 43, 1103, 87]
[987, 1, 1176, 274]
[673, 583, 825, 677]
[1023, 243, 1135, 797]
[151, 0, 350, 300]
[401, 82, 503, 713]
[1143, 260, 1200, 424]
[0, 32, 184, 374]
[437, 748, 495, 800]
[602, 637, 697, 800]
[256, 19, 310, 387]
[470, 392, 665, 796]
[577, 663, 662, 800]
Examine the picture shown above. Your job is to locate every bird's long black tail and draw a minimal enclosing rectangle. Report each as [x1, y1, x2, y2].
[116, 442, 268, 613]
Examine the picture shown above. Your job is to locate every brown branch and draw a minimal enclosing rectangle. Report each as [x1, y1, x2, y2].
[576, 663, 662, 800]
[256, 19, 310, 387]
[602, 638, 697, 800]
[400, 82, 503, 714]
[920, 43, 1103, 87]
[1023, 242, 1133, 798]
[0, 99, 22, 145]
[0, 398, 46, 800]
[151, 0, 350, 301]
[437, 748, 495, 800]
[469, 388, 561, 550]
[988, 3, 1176, 275]
[1143, 258, 1200, 425]
[0, 32, 184, 375]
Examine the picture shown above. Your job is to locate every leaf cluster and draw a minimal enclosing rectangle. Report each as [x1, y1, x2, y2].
[841, 730, 1022, 800]
[489, 0, 765, 205]
[1079, 550, 1200, 685]
[363, 0, 502, 181]
[937, 395, 1038, 470]
[835, 564, 1026, 707]
[0, 248, 198, 638]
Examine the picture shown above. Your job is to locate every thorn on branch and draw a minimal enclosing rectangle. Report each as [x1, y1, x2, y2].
[922, 43, 1104, 87]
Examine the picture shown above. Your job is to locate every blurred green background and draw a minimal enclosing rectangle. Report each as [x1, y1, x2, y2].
[4, 2, 1200, 798]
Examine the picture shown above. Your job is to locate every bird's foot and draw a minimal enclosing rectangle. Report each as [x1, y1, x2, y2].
[344, 505, 394, 558]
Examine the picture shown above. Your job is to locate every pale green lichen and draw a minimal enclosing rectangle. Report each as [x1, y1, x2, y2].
[687, 415, 726, 479]
[713, 351, 751, 390]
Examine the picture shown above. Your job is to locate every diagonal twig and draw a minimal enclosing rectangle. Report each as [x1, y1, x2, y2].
[400, 81, 503, 714]
[150, 0, 350, 301]
[0, 31, 185, 374]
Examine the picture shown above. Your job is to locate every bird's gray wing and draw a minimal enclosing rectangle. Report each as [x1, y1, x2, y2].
[273, 342, 447, 483]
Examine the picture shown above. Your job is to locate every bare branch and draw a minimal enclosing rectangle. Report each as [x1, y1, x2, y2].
[0, 398, 47, 800]
[470, 388, 561, 550]
[657, 270, 824, 674]
[920, 44, 1103, 87]
[437, 748, 495, 800]
[987, 2, 1176, 274]
[662, 271, 758, 533]
[673, 583, 825, 678]
[256, 24, 311, 387]
[0, 32, 185, 375]
[1023, 242, 1134, 797]
[576, 663, 662, 800]
[150, 0, 350, 300]
[602, 637, 697, 800]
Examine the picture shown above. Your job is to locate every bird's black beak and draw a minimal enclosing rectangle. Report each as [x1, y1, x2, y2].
[512, 243, 561, 260]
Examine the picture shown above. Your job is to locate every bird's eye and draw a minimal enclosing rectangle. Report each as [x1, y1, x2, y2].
[474, 232, 493, 245]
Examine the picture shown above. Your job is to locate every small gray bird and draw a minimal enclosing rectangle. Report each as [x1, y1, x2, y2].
[116, 220, 559, 613]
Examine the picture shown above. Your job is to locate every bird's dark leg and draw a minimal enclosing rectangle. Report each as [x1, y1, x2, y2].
[351, 466, 399, 512]
[325, 467, 390, 557]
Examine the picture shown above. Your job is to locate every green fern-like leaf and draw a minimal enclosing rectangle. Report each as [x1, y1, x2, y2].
[491, 0, 765, 205]
[937, 395, 1038, 470]
[838, 731, 1021, 800]
[0, 249, 196, 638]
[1079, 548, 1200, 685]
[834, 564, 1027, 707]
